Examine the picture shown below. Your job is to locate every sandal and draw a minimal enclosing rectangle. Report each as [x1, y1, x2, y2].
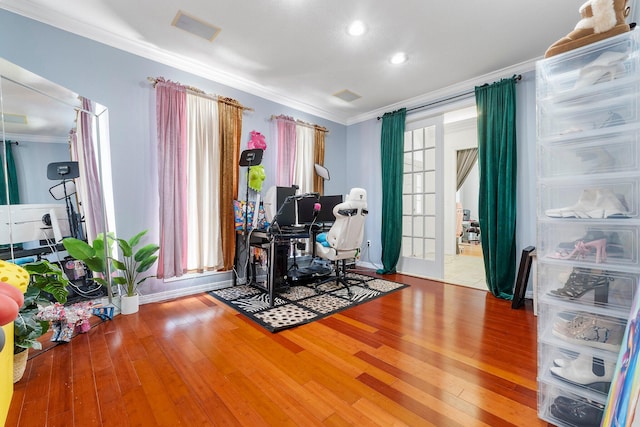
[550, 268, 613, 298]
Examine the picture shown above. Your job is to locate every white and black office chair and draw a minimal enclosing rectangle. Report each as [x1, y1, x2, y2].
[315, 188, 368, 296]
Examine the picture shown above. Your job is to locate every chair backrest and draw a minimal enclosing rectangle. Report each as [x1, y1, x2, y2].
[325, 188, 368, 252]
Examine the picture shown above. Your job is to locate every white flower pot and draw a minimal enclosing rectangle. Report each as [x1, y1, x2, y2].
[121, 294, 139, 315]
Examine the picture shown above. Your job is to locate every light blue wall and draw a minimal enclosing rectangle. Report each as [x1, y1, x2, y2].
[0, 9, 347, 295]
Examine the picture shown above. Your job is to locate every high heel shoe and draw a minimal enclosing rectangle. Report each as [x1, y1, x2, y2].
[549, 268, 612, 298]
[551, 238, 608, 263]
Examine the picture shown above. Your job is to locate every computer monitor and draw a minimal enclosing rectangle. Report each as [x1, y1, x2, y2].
[317, 195, 343, 223]
[0, 203, 67, 245]
[297, 198, 317, 224]
[274, 186, 297, 227]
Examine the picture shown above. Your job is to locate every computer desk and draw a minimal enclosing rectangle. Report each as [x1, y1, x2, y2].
[235, 226, 312, 306]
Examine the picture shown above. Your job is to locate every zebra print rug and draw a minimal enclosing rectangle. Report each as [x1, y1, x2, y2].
[208, 274, 408, 332]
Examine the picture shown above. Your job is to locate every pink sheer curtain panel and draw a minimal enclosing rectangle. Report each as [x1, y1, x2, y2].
[156, 79, 188, 279]
[276, 116, 296, 186]
[70, 98, 105, 242]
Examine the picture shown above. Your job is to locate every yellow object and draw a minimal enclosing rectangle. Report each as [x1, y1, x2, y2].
[0, 260, 29, 293]
[0, 323, 13, 426]
[0, 260, 29, 424]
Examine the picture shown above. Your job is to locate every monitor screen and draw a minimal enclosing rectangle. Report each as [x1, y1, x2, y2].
[297, 198, 317, 224]
[317, 195, 343, 223]
[0, 203, 67, 245]
[275, 186, 297, 227]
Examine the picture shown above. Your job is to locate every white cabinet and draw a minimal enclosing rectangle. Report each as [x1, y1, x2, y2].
[536, 31, 640, 426]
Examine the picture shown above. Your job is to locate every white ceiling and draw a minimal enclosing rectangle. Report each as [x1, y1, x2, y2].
[1, 0, 588, 125]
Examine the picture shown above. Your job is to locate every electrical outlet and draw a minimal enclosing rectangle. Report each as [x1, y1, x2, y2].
[367, 240, 371, 247]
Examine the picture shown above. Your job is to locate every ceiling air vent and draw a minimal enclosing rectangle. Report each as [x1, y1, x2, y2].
[2, 113, 27, 124]
[333, 89, 361, 103]
[172, 11, 221, 42]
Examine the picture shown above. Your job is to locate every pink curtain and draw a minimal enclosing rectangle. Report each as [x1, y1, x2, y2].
[70, 98, 105, 241]
[276, 116, 296, 186]
[155, 79, 188, 278]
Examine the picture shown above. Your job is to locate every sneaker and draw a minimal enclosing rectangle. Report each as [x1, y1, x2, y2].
[552, 314, 625, 352]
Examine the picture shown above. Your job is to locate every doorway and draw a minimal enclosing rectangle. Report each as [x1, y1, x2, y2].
[442, 106, 487, 291]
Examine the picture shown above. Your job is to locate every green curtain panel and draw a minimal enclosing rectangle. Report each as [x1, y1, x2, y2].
[475, 78, 517, 300]
[377, 108, 406, 274]
[0, 141, 20, 205]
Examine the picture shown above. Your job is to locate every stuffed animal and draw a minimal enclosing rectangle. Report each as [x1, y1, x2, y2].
[247, 130, 267, 150]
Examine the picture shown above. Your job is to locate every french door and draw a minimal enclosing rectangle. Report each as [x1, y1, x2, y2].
[396, 115, 444, 279]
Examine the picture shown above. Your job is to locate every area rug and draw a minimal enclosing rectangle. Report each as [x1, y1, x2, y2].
[208, 274, 408, 332]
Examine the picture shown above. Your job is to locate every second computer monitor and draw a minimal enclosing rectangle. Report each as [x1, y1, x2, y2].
[275, 186, 297, 227]
[317, 195, 343, 223]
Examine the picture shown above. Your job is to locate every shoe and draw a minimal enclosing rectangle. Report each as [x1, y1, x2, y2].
[545, 0, 630, 58]
[550, 395, 604, 427]
[549, 267, 613, 298]
[556, 231, 625, 258]
[545, 188, 629, 219]
[550, 353, 614, 392]
[552, 313, 625, 351]
[574, 50, 628, 89]
[599, 110, 626, 128]
[550, 238, 608, 263]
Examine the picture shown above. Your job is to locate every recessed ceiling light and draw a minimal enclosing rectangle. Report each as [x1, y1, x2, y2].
[390, 52, 408, 65]
[347, 20, 366, 36]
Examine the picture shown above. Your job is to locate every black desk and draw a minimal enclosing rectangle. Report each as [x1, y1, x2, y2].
[235, 226, 311, 306]
[0, 244, 65, 261]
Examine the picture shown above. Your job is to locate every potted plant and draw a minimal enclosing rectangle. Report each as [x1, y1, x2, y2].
[14, 260, 70, 382]
[63, 230, 159, 315]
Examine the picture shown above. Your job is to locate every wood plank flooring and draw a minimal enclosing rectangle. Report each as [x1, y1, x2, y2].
[6, 272, 550, 426]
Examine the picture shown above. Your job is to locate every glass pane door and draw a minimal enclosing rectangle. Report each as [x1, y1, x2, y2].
[397, 115, 444, 279]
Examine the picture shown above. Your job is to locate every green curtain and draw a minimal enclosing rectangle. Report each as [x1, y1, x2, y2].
[475, 78, 517, 300]
[377, 108, 406, 274]
[0, 141, 20, 205]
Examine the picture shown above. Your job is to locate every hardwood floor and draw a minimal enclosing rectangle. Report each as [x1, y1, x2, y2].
[7, 272, 550, 426]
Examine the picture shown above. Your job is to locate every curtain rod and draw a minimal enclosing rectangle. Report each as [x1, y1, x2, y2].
[377, 74, 522, 120]
[147, 77, 254, 112]
[3, 141, 18, 145]
[270, 115, 329, 133]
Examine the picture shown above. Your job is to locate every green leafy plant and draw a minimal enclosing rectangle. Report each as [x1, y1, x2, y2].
[15, 260, 70, 354]
[63, 230, 159, 297]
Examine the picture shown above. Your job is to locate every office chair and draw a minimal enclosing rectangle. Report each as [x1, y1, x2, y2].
[315, 188, 368, 296]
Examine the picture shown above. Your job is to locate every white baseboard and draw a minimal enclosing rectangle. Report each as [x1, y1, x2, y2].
[139, 279, 234, 305]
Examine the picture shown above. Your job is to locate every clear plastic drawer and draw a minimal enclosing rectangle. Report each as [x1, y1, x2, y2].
[539, 179, 639, 219]
[537, 262, 637, 313]
[538, 341, 618, 397]
[537, 221, 639, 267]
[538, 379, 606, 427]
[537, 30, 640, 98]
[538, 130, 640, 179]
[538, 302, 627, 354]
[538, 90, 640, 141]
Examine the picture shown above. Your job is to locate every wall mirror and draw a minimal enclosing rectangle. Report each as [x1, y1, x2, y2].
[0, 57, 116, 299]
